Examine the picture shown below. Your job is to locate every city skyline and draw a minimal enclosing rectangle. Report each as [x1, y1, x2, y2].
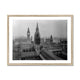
[13, 20, 67, 40]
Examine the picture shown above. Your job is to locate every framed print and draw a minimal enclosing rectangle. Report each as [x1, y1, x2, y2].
[7, 15, 73, 66]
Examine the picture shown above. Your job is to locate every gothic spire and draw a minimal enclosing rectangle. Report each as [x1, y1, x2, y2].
[27, 27, 30, 33]
[36, 22, 39, 32]
[34, 22, 40, 45]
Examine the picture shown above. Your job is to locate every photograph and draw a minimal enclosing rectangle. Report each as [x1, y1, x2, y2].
[7, 15, 73, 65]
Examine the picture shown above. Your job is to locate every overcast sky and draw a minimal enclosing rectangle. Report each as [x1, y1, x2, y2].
[13, 20, 67, 39]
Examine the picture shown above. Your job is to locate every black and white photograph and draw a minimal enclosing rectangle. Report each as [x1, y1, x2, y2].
[7, 15, 73, 65]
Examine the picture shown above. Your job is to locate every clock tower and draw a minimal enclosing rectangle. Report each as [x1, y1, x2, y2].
[26, 27, 31, 44]
[27, 27, 30, 38]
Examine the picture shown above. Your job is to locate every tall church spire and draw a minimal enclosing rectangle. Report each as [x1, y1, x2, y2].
[36, 22, 39, 32]
[34, 23, 40, 45]
[27, 27, 30, 33]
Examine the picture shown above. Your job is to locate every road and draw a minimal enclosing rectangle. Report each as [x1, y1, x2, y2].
[39, 49, 63, 60]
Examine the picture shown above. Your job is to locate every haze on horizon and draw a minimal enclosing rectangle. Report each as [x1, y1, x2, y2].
[13, 20, 67, 40]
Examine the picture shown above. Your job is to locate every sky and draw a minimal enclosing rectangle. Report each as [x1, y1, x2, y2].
[13, 20, 67, 40]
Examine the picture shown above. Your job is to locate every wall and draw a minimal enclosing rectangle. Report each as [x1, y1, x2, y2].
[0, 0, 80, 80]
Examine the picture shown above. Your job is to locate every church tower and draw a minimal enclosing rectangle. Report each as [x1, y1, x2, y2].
[34, 23, 40, 45]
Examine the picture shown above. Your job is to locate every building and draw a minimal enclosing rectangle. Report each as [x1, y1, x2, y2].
[13, 27, 38, 60]
[20, 27, 32, 51]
